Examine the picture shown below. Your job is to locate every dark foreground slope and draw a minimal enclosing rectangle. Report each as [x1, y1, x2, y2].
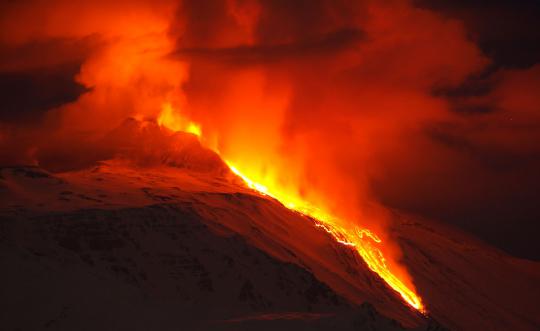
[1, 162, 538, 330]
[0, 165, 442, 331]
[0, 203, 411, 331]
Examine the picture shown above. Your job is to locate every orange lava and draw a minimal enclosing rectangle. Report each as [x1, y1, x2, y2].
[157, 105, 425, 313]
[158, 103, 202, 137]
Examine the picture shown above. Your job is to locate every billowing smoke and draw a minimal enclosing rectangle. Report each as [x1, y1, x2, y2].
[1, 0, 539, 260]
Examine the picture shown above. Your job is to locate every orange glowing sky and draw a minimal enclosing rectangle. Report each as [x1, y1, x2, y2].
[1, 0, 540, 308]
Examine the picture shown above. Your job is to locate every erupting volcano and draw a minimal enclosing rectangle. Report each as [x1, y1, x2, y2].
[157, 104, 425, 312]
[1, 1, 540, 331]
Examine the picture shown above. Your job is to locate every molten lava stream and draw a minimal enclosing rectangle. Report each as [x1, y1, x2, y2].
[156, 105, 425, 313]
[227, 163, 425, 313]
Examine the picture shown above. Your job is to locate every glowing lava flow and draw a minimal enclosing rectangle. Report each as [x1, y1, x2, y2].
[227, 163, 425, 313]
[157, 105, 425, 312]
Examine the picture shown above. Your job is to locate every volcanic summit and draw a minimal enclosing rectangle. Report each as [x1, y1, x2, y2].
[1, 121, 539, 330]
[1, 1, 540, 330]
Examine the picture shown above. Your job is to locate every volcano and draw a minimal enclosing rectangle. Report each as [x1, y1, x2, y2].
[1, 121, 538, 331]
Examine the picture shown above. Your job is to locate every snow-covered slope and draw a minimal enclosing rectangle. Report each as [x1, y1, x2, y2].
[0, 161, 538, 330]
[0, 164, 446, 331]
[394, 214, 540, 330]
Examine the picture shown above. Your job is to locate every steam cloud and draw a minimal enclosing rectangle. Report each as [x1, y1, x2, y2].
[0, 0, 539, 258]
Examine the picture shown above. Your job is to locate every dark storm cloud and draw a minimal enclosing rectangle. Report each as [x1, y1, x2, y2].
[177, 0, 363, 45]
[0, 63, 87, 124]
[420, 0, 540, 115]
[175, 28, 364, 64]
[254, 0, 364, 44]
[0, 36, 98, 71]
[415, 0, 540, 69]
[432, 73, 497, 114]
[174, 0, 233, 48]
[0, 37, 98, 124]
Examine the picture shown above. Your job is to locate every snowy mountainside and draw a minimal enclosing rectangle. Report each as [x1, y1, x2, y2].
[1, 162, 538, 330]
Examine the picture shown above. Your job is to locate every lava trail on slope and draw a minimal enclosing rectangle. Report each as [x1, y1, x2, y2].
[1, 124, 539, 330]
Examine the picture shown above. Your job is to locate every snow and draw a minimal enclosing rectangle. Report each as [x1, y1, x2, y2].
[1, 162, 538, 330]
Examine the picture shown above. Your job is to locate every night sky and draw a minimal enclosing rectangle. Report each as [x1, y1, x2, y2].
[1, 0, 539, 260]
[396, 0, 540, 260]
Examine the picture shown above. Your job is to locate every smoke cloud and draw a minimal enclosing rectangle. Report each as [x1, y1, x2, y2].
[0, 0, 539, 259]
